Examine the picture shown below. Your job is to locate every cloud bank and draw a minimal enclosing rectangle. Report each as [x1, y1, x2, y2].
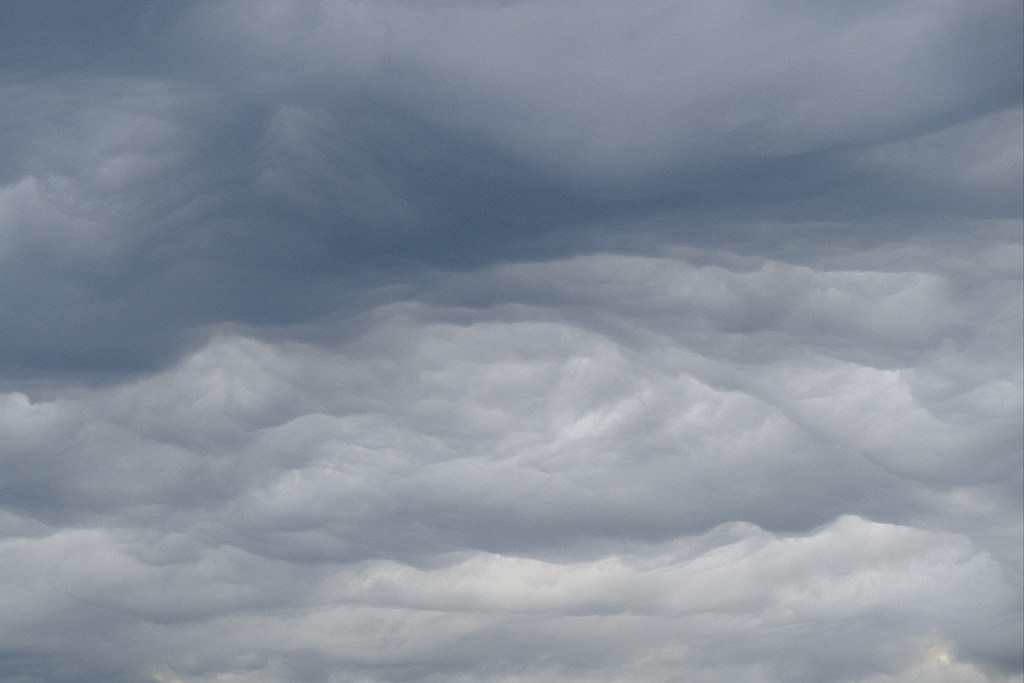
[0, 1, 1021, 681]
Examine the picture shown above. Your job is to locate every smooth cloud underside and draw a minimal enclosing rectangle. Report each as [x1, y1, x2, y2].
[0, 1, 1021, 682]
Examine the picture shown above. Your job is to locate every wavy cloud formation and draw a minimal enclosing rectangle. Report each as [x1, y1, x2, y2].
[0, 1, 1021, 681]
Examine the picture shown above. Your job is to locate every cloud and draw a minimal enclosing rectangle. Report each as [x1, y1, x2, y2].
[178, 0, 1021, 192]
[0, 1, 1021, 681]
[0, 513, 1017, 681]
[1, 241, 1020, 680]
[1, 0, 1020, 379]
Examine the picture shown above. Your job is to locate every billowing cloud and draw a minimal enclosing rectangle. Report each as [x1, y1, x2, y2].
[0, 1, 1021, 681]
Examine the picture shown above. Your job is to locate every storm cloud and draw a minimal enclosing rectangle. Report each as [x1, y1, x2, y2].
[0, 1, 1021, 681]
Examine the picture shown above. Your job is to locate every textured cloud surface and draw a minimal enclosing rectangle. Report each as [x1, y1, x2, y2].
[1, 2, 1021, 682]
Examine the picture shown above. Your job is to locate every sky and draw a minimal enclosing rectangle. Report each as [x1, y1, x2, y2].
[0, 1, 1021, 681]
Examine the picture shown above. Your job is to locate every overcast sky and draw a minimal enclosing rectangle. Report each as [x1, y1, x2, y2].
[0, 1, 1022, 681]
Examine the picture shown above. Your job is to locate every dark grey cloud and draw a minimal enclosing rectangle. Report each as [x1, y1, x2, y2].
[2, 0, 1019, 380]
[0, 1, 1021, 681]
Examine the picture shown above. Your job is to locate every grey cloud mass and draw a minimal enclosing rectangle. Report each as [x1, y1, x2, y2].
[0, 1, 1021, 682]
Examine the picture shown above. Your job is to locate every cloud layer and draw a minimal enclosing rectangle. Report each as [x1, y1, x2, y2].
[0, 1, 1021, 681]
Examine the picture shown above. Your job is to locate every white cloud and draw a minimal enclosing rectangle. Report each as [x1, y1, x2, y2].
[0, 239, 1019, 679]
[0, 514, 1012, 682]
